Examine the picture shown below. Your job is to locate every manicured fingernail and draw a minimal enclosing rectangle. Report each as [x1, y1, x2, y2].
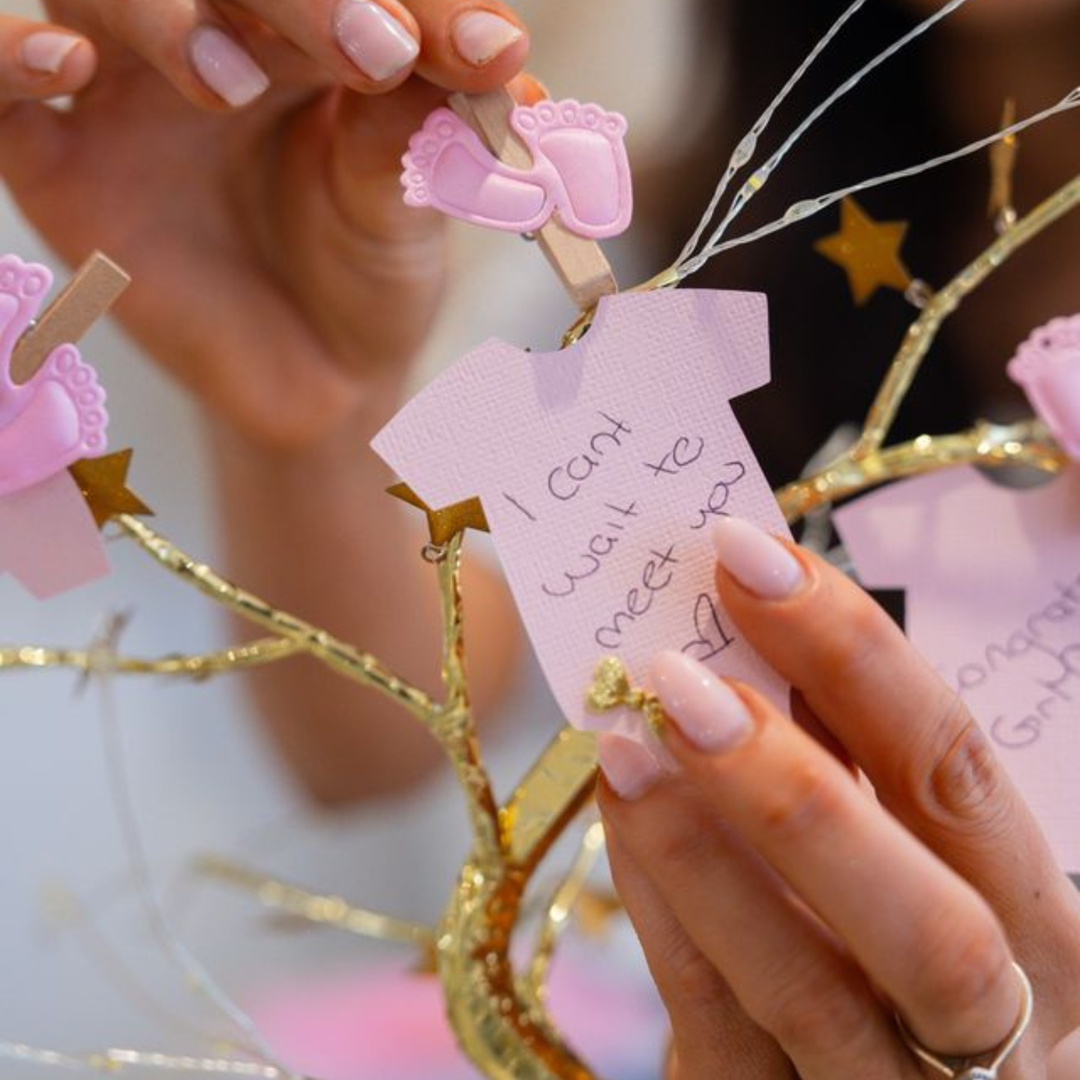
[189, 27, 270, 108]
[333, 1, 419, 82]
[451, 11, 524, 67]
[21, 32, 81, 75]
[597, 734, 665, 800]
[650, 651, 753, 753]
[713, 518, 804, 600]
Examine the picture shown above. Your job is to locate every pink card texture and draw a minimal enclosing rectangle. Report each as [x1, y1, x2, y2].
[401, 99, 633, 240]
[0, 469, 109, 598]
[373, 290, 791, 738]
[834, 465, 1080, 872]
[0, 254, 109, 497]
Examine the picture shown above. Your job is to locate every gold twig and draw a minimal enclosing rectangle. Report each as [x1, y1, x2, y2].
[988, 98, 1019, 232]
[499, 727, 598, 873]
[0, 1042, 286, 1077]
[853, 174, 1080, 461]
[0, 638, 300, 680]
[115, 515, 435, 721]
[194, 855, 435, 951]
[777, 418, 1064, 522]
[429, 533, 503, 865]
[526, 820, 606, 996]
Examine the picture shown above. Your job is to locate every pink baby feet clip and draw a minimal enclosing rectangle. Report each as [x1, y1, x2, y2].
[1008, 314, 1080, 460]
[0, 255, 109, 495]
[401, 98, 633, 240]
[0, 254, 111, 598]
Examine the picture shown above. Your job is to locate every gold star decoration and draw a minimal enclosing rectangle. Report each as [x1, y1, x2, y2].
[814, 197, 912, 305]
[387, 483, 489, 546]
[68, 449, 153, 528]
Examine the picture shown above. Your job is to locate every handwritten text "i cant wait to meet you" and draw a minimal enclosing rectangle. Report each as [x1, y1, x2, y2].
[499, 411, 749, 662]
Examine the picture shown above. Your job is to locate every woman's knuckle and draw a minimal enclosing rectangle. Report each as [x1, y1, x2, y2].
[663, 942, 728, 1004]
[925, 717, 1012, 828]
[653, 816, 718, 872]
[915, 913, 1010, 1018]
[759, 759, 845, 841]
[813, 584, 890, 683]
[760, 972, 867, 1057]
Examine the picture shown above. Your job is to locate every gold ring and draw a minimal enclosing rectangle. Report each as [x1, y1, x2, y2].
[895, 961, 1033, 1080]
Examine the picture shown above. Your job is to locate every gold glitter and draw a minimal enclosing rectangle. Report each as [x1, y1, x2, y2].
[585, 656, 666, 740]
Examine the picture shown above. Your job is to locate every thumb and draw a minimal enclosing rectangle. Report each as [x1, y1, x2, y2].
[328, 77, 450, 240]
[0, 15, 95, 194]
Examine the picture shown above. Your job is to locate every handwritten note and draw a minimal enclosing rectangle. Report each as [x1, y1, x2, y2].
[373, 290, 791, 735]
[835, 465, 1080, 873]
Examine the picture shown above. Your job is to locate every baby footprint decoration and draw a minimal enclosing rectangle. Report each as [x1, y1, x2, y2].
[401, 98, 633, 240]
[0, 254, 112, 598]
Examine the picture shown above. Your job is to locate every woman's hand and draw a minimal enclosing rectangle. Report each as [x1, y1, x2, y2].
[0, 0, 532, 446]
[0, 2, 532, 802]
[597, 517, 1080, 1079]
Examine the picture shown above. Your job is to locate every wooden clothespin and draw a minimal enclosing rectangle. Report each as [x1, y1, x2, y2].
[11, 251, 130, 384]
[449, 90, 618, 312]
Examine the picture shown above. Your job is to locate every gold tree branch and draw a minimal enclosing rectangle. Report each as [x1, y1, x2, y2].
[526, 820, 606, 997]
[777, 418, 1066, 522]
[115, 515, 435, 722]
[427, 535, 503, 863]
[0, 638, 300, 679]
[499, 727, 599, 873]
[853, 174, 1080, 460]
[0, 1042, 286, 1077]
[193, 855, 435, 951]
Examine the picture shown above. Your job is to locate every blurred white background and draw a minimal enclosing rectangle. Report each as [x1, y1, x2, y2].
[0, 0, 701, 1075]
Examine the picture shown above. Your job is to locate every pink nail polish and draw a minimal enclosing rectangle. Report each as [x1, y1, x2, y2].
[451, 11, 524, 67]
[333, 1, 419, 82]
[713, 517, 804, 600]
[650, 651, 753, 753]
[597, 734, 665, 800]
[21, 32, 81, 75]
[189, 27, 270, 108]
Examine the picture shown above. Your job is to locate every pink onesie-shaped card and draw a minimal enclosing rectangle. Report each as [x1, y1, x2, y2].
[373, 290, 791, 737]
[835, 465, 1080, 873]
